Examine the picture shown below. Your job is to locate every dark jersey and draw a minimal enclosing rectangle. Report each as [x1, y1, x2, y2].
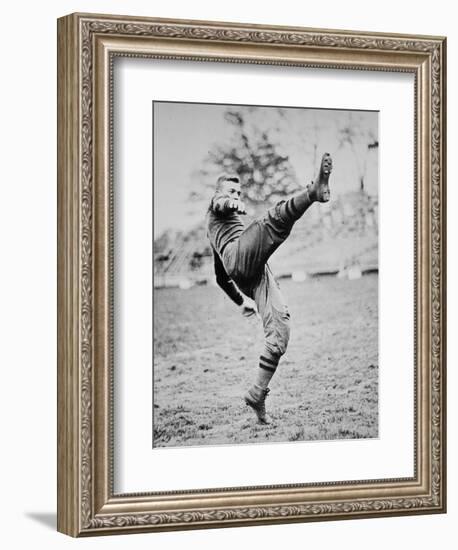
[206, 193, 244, 257]
[211, 250, 244, 306]
[206, 193, 245, 306]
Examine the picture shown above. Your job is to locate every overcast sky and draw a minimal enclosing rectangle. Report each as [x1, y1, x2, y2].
[153, 101, 378, 236]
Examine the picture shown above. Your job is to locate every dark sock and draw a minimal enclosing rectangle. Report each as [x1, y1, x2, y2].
[281, 188, 314, 222]
[255, 354, 280, 389]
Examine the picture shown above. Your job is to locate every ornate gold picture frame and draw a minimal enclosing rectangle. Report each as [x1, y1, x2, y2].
[57, 12, 446, 536]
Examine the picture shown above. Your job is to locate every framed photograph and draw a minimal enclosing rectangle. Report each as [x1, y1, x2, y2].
[57, 13, 446, 536]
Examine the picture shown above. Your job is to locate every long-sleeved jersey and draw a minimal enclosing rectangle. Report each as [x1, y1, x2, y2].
[211, 250, 244, 305]
[206, 193, 245, 305]
[206, 193, 244, 256]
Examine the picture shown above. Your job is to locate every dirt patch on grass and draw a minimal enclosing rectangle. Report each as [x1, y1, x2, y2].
[153, 274, 378, 448]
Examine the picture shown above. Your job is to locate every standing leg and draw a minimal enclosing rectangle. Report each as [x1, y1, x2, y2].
[244, 266, 290, 424]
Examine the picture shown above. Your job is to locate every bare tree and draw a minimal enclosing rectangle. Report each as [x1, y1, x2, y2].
[190, 107, 300, 212]
[336, 112, 378, 192]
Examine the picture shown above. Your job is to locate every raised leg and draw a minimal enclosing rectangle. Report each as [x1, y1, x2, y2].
[223, 153, 333, 288]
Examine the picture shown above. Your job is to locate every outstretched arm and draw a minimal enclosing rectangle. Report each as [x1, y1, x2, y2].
[213, 250, 244, 306]
[210, 193, 246, 215]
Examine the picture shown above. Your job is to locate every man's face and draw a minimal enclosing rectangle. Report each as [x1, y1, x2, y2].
[221, 179, 242, 201]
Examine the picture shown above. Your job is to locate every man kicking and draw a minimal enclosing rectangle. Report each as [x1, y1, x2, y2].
[206, 153, 333, 424]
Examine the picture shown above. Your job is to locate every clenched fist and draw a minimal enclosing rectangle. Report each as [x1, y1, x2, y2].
[240, 297, 259, 319]
[227, 199, 246, 215]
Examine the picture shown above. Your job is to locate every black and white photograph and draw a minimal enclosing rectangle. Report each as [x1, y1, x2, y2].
[152, 100, 379, 448]
[0, 0, 450, 543]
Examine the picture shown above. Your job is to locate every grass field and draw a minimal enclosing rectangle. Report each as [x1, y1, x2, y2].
[153, 273, 378, 448]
